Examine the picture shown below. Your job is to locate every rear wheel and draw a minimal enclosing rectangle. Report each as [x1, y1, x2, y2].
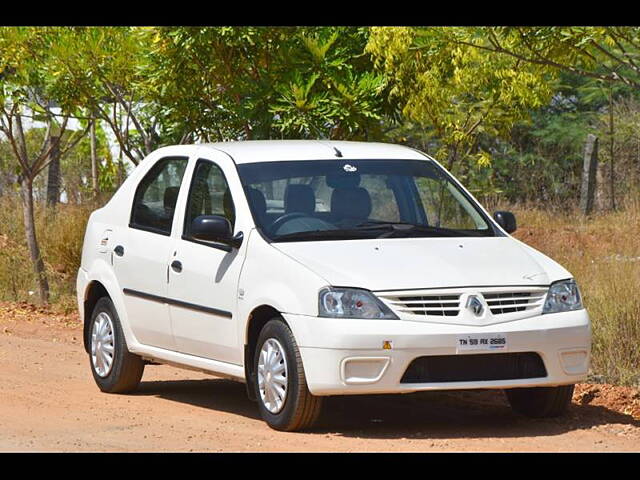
[89, 297, 144, 393]
[505, 384, 575, 418]
[254, 318, 323, 431]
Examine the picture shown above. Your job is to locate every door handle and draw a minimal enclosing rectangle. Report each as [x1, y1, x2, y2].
[170, 260, 183, 273]
[114, 245, 124, 257]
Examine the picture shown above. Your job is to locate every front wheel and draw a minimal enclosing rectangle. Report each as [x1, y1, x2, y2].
[505, 384, 575, 418]
[254, 319, 323, 431]
[89, 297, 145, 393]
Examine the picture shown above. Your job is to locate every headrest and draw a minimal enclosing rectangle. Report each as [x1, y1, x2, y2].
[284, 184, 315, 214]
[247, 187, 267, 218]
[164, 186, 180, 211]
[326, 172, 361, 189]
[331, 187, 372, 219]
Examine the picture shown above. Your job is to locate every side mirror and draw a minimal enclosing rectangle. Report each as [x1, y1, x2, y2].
[493, 211, 517, 234]
[190, 215, 243, 248]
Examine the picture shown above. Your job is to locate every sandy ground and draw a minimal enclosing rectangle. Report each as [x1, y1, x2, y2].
[1, 302, 639, 452]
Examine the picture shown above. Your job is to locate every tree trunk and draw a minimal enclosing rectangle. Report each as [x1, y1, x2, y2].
[608, 89, 616, 210]
[90, 119, 99, 197]
[580, 134, 598, 215]
[46, 135, 61, 206]
[20, 176, 49, 304]
[117, 148, 125, 187]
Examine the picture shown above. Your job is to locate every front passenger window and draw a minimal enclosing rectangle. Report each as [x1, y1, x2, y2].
[184, 159, 235, 237]
[130, 157, 188, 235]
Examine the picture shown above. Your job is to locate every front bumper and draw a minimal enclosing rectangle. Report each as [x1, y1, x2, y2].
[283, 309, 591, 396]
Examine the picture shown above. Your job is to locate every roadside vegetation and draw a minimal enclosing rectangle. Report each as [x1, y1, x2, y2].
[1, 26, 639, 386]
[511, 197, 640, 387]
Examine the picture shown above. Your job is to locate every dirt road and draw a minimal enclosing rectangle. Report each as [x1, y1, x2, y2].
[1, 302, 639, 452]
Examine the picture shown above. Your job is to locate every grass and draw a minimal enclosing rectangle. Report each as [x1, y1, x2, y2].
[508, 194, 640, 387]
[0, 194, 638, 386]
[0, 196, 94, 312]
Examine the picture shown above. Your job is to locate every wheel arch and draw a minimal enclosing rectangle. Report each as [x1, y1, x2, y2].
[243, 304, 288, 401]
[82, 280, 111, 353]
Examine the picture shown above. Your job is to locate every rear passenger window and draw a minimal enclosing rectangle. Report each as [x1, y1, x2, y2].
[130, 157, 188, 235]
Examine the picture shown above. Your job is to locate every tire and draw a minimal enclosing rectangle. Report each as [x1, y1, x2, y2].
[505, 384, 575, 418]
[254, 318, 323, 431]
[88, 297, 145, 394]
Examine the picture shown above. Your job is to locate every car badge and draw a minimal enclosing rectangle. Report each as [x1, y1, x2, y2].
[466, 295, 485, 317]
[343, 164, 357, 172]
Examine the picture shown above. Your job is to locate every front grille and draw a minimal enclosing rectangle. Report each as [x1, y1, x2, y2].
[389, 294, 461, 316]
[483, 291, 545, 315]
[400, 352, 547, 383]
[379, 287, 547, 320]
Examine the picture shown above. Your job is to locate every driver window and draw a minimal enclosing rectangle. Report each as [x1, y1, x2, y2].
[184, 159, 235, 237]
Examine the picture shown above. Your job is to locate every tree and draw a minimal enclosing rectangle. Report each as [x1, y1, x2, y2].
[46, 27, 163, 166]
[145, 27, 390, 141]
[448, 27, 640, 90]
[59, 119, 112, 204]
[366, 27, 556, 182]
[0, 27, 89, 304]
[270, 27, 390, 140]
[431, 27, 640, 205]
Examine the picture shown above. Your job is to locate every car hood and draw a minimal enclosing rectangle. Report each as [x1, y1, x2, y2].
[273, 237, 560, 291]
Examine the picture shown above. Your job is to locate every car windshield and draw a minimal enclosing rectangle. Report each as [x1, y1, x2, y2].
[237, 159, 496, 242]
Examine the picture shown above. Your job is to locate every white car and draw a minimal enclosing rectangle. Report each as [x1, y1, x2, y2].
[77, 140, 591, 431]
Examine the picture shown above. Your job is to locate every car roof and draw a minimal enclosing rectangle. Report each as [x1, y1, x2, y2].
[193, 140, 429, 164]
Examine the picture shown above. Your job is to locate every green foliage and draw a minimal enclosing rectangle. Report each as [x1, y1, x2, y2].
[42, 27, 159, 163]
[2, 26, 640, 208]
[366, 27, 556, 180]
[0, 27, 87, 120]
[463, 27, 640, 90]
[145, 26, 388, 141]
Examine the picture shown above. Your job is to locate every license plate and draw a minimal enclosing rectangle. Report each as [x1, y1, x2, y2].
[456, 333, 507, 353]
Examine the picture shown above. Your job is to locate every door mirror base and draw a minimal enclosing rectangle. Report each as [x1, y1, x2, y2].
[228, 231, 244, 249]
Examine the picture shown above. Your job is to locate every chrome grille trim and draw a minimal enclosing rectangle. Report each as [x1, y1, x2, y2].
[377, 286, 549, 324]
[385, 294, 461, 317]
[483, 291, 546, 315]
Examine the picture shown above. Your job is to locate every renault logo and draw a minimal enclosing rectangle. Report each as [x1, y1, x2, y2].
[466, 295, 485, 316]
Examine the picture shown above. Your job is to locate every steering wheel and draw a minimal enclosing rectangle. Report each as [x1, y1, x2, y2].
[268, 212, 310, 234]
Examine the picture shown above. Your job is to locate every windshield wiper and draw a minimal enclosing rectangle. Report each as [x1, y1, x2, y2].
[272, 221, 486, 242]
[273, 228, 380, 242]
[354, 221, 484, 238]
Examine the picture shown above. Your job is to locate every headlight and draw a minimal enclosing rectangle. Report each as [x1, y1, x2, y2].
[542, 279, 583, 314]
[318, 287, 399, 319]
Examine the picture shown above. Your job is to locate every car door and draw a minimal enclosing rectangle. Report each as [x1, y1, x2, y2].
[113, 155, 189, 351]
[167, 152, 247, 365]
